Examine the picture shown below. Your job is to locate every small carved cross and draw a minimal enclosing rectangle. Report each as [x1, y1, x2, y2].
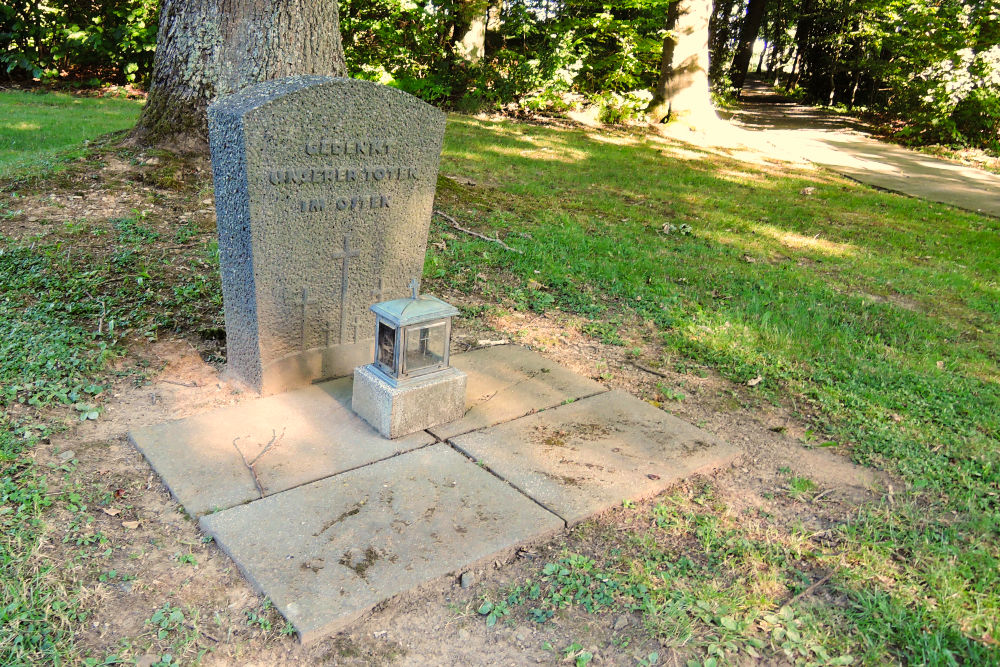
[409, 278, 420, 299]
[371, 277, 384, 302]
[297, 287, 319, 351]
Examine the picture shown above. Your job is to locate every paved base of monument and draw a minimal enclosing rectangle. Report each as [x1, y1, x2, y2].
[129, 345, 740, 643]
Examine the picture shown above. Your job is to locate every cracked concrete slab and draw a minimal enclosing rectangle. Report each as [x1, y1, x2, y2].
[129, 378, 433, 516]
[428, 345, 607, 440]
[449, 390, 741, 526]
[199, 444, 564, 643]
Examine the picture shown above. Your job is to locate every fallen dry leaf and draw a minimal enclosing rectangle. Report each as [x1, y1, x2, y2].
[101, 507, 121, 517]
[122, 520, 140, 529]
[747, 375, 763, 387]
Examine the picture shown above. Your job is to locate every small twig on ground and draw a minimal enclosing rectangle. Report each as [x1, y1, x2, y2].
[185, 623, 219, 643]
[629, 361, 670, 379]
[95, 300, 106, 335]
[159, 379, 199, 387]
[232, 437, 265, 498]
[434, 209, 523, 254]
[811, 488, 835, 503]
[807, 528, 831, 541]
[249, 428, 286, 466]
[786, 571, 834, 607]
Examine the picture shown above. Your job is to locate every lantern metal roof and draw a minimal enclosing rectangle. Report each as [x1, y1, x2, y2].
[370, 293, 459, 326]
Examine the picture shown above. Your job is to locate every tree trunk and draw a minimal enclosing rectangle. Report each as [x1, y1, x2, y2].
[647, 0, 716, 124]
[729, 0, 769, 94]
[131, 0, 346, 151]
[453, 0, 491, 63]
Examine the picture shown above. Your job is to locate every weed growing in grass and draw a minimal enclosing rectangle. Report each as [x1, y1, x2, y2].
[477, 597, 512, 627]
[786, 477, 818, 500]
[112, 215, 159, 244]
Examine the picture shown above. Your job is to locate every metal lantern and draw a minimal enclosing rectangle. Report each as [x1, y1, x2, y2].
[369, 280, 458, 386]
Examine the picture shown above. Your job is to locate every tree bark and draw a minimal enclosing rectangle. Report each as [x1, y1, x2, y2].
[647, 0, 716, 124]
[453, 0, 491, 63]
[131, 0, 346, 151]
[729, 0, 769, 94]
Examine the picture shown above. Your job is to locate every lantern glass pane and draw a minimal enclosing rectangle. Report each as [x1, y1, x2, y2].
[377, 321, 397, 372]
[403, 321, 446, 374]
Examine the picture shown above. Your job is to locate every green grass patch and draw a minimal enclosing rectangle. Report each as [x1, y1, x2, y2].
[0, 90, 142, 181]
[433, 115, 1000, 661]
[0, 422, 80, 663]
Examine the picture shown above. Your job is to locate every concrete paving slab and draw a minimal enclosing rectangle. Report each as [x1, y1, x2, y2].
[450, 390, 741, 526]
[200, 444, 564, 643]
[129, 377, 434, 516]
[428, 345, 607, 440]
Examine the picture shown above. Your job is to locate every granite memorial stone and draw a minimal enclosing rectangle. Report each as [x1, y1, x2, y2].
[208, 76, 447, 395]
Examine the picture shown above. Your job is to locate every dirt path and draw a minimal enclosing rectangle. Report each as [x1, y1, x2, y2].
[728, 79, 1000, 218]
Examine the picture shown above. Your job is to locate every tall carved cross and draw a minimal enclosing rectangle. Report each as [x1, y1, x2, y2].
[332, 234, 361, 299]
[409, 277, 420, 299]
[331, 234, 361, 345]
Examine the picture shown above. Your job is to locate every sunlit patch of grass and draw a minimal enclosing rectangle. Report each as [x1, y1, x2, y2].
[0, 90, 142, 181]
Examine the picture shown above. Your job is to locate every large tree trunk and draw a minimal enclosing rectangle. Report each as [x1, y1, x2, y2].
[131, 0, 346, 151]
[729, 0, 769, 94]
[647, 0, 716, 124]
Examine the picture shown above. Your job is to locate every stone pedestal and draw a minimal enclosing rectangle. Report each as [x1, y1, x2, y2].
[352, 365, 466, 439]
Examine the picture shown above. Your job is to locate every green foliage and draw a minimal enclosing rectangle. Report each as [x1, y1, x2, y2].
[0, 1, 158, 84]
[593, 89, 654, 124]
[712, 0, 1000, 149]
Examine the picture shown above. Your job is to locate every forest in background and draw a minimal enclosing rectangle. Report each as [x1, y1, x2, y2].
[1, 0, 998, 149]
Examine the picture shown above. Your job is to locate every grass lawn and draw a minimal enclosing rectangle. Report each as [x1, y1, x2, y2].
[0, 92, 998, 664]
[429, 116, 999, 663]
[0, 90, 142, 180]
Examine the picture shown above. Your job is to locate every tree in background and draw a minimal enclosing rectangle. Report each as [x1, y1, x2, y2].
[727, 0, 768, 94]
[130, 0, 346, 149]
[647, 0, 716, 123]
[3, 0, 997, 149]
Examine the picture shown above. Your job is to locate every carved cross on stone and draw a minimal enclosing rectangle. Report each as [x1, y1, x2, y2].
[371, 277, 384, 302]
[332, 234, 361, 299]
[297, 287, 319, 350]
[409, 277, 420, 299]
[331, 234, 361, 345]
